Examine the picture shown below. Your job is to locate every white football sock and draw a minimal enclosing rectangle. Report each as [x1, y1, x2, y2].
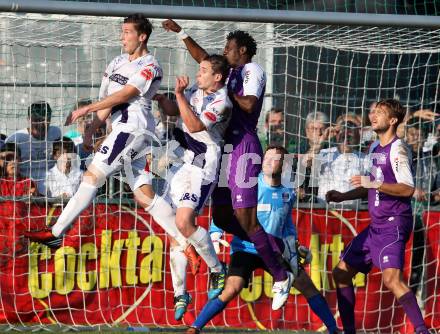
[170, 245, 188, 297]
[145, 195, 187, 246]
[51, 182, 98, 237]
[187, 226, 222, 272]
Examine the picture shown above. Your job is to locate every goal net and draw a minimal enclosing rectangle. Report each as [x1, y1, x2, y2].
[0, 10, 439, 332]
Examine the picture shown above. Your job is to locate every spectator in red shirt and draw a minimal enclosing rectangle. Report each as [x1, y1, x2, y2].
[0, 143, 36, 264]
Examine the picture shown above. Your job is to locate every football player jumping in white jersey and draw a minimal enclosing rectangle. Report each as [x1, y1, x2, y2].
[162, 19, 294, 310]
[25, 15, 195, 259]
[155, 54, 232, 319]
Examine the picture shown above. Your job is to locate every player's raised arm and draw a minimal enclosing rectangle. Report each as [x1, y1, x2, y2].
[175, 76, 206, 133]
[162, 19, 208, 63]
[326, 187, 368, 203]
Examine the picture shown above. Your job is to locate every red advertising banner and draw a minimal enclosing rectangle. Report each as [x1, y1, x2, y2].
[422, 210, 440, 330]
[0, 202, 431, 333]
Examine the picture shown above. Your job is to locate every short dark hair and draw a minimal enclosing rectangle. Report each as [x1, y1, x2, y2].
[227, 30, 257, 59]
[28, 101, 52, 121]
[265, 145, 288, 157]
[265, 108, 283, 123]
[205, 54, 230, 84]
[0, 142, 20, 156]
[123, 14, 153, 43]
[53, 136, 75, 157]
[376, 99, 406, 126]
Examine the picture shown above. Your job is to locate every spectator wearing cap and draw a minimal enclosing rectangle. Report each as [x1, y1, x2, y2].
[44, 137, 82, 198]
[316, 113, 365, 206]
[5, 101, 61, 194]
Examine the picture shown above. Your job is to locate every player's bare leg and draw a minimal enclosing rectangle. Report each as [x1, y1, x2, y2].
[235, 206, 293, 310]
[134, 186, 200, 274]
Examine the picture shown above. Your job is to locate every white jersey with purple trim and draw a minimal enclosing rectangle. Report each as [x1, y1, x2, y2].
[181, 84, 232, 179]
[99, 53, 162, 132]
[367, 137, 414, 227]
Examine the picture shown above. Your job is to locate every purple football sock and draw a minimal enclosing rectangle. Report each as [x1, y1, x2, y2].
[398, 291, 428, 333]
[336, 286, 356, 334]
[248, 227, 287, 282]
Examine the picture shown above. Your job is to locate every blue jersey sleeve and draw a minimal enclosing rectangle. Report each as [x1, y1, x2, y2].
[283, 190, 297, 238]
[209, 220, 224, 235]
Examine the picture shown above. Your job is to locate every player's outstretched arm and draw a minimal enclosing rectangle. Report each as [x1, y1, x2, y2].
[162, 19, 208, 64]
[154, 94, 179, 116]
[326, 187, 368, 203]
[175, 76, 206, 133]
[69, 85, 140, 123]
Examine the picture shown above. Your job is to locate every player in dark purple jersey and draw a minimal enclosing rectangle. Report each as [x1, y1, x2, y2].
[326, 99, 429, 334]
[162, 19, 293, 310]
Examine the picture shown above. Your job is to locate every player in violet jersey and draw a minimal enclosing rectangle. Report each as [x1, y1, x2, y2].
[326, 99, 429, 334]
[162, 19, 293, 310]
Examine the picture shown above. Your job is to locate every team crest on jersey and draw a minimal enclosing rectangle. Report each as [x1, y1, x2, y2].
[140, 68, 154, 80]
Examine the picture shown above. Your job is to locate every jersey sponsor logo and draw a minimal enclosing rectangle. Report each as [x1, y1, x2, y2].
[244, 70, 251, 84]
[140, 68, 154, 81]
[129, 149, 138, 160]
[109, 73, 128, 85]
[272, 192, 278, 199]
[204, 111, 217, 123]
[98, 145, 109, 155]
[180, 192, 198, 203]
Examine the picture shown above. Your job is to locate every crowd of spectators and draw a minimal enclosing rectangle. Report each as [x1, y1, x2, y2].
[2, 100, 438, 210]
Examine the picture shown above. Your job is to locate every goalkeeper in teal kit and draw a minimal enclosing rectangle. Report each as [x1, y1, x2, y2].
[186, 145, 339, 334]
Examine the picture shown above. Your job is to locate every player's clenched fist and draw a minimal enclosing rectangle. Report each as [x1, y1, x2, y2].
[175, 76, 189, 94]
[162, 19, 182, 33]
[325, 190, 345, 203]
